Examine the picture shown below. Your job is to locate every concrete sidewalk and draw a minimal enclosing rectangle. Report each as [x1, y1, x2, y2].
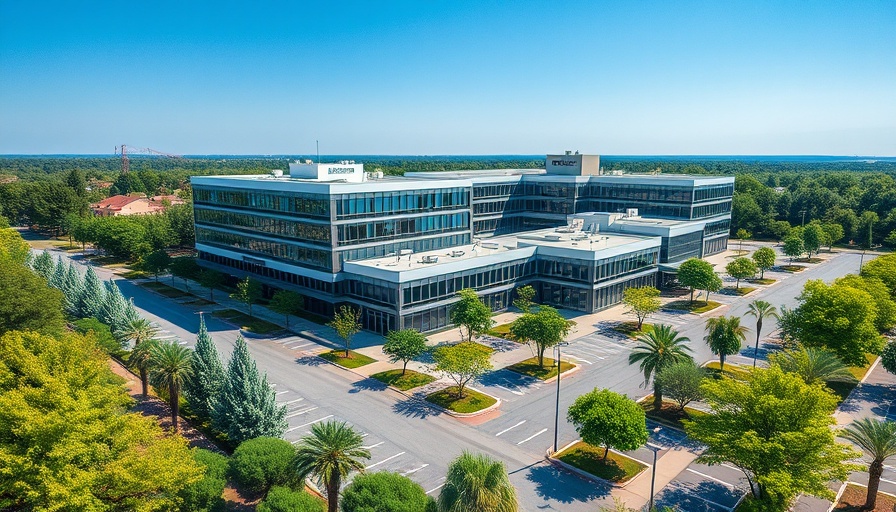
[613, 448, 700, 510]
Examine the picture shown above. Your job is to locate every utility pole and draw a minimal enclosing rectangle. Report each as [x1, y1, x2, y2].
[800, 209, 807, 227]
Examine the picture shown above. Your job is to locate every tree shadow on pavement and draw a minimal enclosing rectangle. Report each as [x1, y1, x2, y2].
[654, 479, 744, 512]
[294, 355, 327, 367]
[349, 377, 387, 393]
[391, 397, 442, 419]
[524, 463, 610, 505]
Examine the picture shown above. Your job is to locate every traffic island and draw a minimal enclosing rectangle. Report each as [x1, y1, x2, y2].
[212, 309, 283, 335]
[612, 322, 654, 339]
[370, 369, 436, 391]
[425, 386, 498, 415]
[319, 350, 376, 369]
[663, 300, 722, 314]
[832, 483, 896, 511]
[505, 357, 577, 381]
[778, 264, 806, 272]
[748, 278, 776, 285]
[722, 286, 756, 296]
[639, 396, 707, 431]
[551, 441, 647, 487]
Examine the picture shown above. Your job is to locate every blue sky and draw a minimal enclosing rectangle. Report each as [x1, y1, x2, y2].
[1, 1, 894, 155]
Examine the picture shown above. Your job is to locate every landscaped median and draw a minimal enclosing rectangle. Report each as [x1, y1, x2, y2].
[550, 440, 647, 487]
[639, 395, 707, 431]
[212, 309, 283, 335]
[611, 321, 654, 339]
[663, 299, 722, 314]
[139, 280, 191, 299]
[318, 349, 376, 369]
[722, 286, 756, 296]
[425, 386, 498, 415]
[505, 357, 577, 381]
[370, 369, 436, 391]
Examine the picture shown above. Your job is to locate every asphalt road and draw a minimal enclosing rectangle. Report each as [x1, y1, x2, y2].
[48, 248, 867, 511]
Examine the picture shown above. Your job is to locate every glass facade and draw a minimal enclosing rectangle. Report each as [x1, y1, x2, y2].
[337, 212, 469, 246]
[335, 188, 469, 219]
[661, 231, 704, 262]
[401, 259, 533, 308]
[194, 186, 330, 219]
[195, 207, 331, 245]
[196, 227, 333, 271]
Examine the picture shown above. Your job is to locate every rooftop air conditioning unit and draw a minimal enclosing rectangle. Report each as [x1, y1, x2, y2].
[421, 255, 439, 264]
[450, 250, 465, 257]
[543, 234, 562, 241]
[481, 241, 500, 250]
[271, 169, 283, 177]
[626, 208, 639, 217]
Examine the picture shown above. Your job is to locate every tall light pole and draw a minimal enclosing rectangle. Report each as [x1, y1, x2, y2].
[800, 209, 807, 227]
[553, 341, 570, 454]
[647, 426, 663, 512]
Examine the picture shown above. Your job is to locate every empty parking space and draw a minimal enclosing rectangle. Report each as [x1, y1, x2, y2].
[653, 460, 747, 512]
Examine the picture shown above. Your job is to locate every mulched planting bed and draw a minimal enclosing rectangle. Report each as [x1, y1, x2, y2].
[555, 441, 646, 484]
[833, 483, 896, 511]
[640, 397, 708, 430]
[426, 386, 496, 413]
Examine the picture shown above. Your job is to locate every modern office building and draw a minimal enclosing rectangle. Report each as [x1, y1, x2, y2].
[192, 154, 733, 334]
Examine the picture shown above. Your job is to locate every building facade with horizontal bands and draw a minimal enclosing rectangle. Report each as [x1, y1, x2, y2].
[191, 154, 733, 334]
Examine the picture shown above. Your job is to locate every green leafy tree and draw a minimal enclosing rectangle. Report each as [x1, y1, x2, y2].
[745, 300, 779, 368]
[199, 269, 227, 301]
[655, 360, 707, 411]
[677, 258, 721, 304]
[383, 328, 428, 375]
[341, 471, 434, 512]
[31, 249, 55, 281]
[257, 487, 325, 512]
[821, 222, 844, 250]
[0, 228, 30, 265]
[769, 347, 856, 385]
[784, 279, 883, 366]
[629, 324, 693, 410]
[166, 202, 196, 247]
[0, 330, 202, 510]
[142, 249, 172, 282]
[704, 316, 747, 370]
[269, 289, 304, 329]
[328, 305, 362, 358]
[438, 452, 518, 512]
[768, 220, 792, 242]
[735, 228, 751, 252]
[131, 338, 159, 398]
[232, 276, 263, 318]
[509, 306, 573, 367]
[213, 335, 287, 446]
[685, 366, 856, 506]
[802, 223, 823, 257]
[170, 256, 201, 290]
[78, 265, 105, 319]
[835, 274, 896, 333]
[0, 257, 65, 336]
[751, 247, 776, 279]
[882, 341, 896, 376]
[72, 317, 122, 356]
[567, 389, 649, 459]
[432, 342, 493, 399]
[450, 288, 493, 342]
[725, 257, 757, 289]
[782, 235, 804, 263]
[149, 340, 193, 431]
[860, 253, 896, 297]
[179, 448, 228, 512]
[116, 316, 158, 350]
[293, 420, 371, 512]
[621, 286, 661, 330]
[512, 285, 536, 314]
[841, 418, 896, 511]
[229, 437, 297, 496]
[183, 314, 226, 421]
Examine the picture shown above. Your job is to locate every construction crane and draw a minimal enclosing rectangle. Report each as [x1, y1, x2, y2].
[115, 144, 183, 174]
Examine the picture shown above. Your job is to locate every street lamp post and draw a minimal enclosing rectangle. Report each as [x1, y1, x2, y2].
[553, 342, 570, 454]
[647, 426, 663, 512]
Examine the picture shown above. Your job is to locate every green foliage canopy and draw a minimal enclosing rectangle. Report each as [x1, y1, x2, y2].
[567, 389, 649, 458]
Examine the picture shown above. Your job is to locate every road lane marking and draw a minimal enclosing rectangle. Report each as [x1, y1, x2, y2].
[496, 421, 526, 437]
[496, 385, 524, 396]
[686, 468, 737, 489]
[292, 342, 315, 348]
[568, 356, 594, 364]
[286, 407, 318, 418]
[366, 452, 405, 469]
[362, 441, 384, 450]
[402, 464, 429, 476]
[517, 428, 548, 445]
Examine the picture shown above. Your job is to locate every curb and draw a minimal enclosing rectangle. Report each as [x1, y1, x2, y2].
[543, 362, 582, 384]
[546, 439, 648, 489]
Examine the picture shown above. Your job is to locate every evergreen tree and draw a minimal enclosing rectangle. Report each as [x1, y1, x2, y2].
[184, 314, 225, 421]
[62, 261, 83, 316]
[49, 255, 66, 289]
[213, 335, 286, 446]
[78, 265, 105, 319]
[32, 250, 55, 282]
[100, 279, 128, 327]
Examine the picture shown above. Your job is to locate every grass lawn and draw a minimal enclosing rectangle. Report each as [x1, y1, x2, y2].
[426, 386, 497, 414]
[139, 281, 191, 298]
[184, 298, 215, 306]
[779, 264, 806, 272]
[505, 357, 576, 380]
[211, 309, 283, 334]
[833, 483, 896, 511]
[488, 322, 515, 340]
[748, 278, 776, 285]
[640, 397, 708, 430]
[663, 300, 722, 314]
[555, 441, 646, 484]
[612, 321, 654, 339]
[705, 361, 753, 381]
[319, 350, 376, 368]
[371, 369, 436, 390]
[723, 286, 756, 296]
[120, 269, 149, 279]
[798, 257, 825, 264]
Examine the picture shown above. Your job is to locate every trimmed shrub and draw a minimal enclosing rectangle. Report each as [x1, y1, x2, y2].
[257, 486, 325, 512]
[341, 471, 434, 512]
[229, 437, 296, 495]
[179, 448, 228, 512]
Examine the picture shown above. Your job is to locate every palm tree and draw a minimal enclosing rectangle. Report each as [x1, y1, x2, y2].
[704, 316, 747, 371]
[769, 346, 857, 386]
[116, 317, 158, 349]
[745, 300, 779, 368]
[130, 338, 159, 397]
[840, 418, 896, 511]
[629, 324, 693, 410]
[293, 420, 370, 512]
[149, 341, 193, 431]
[438, 452, 518, 512]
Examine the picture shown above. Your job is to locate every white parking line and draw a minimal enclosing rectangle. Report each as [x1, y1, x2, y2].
[276, 390, 289, 395]
[495, 420, 526, 437]
[567, 355, 594, 365]
[686, 468, 737, 489]
[286, 407, 319, 418]
[496, 385, 524, 396]
[285, 415, 334, 432]
[425, 483, 446, 495]
[268, 383, 277, 388]
[362, 441, 384, 450]
[279, 398, 304, 405]
[365, 452, 405, 469]
[881, 477, 896, 485]
[292, 342, 315, 348]
[517, 428, 548, 445]
[402, 464, 429, 476]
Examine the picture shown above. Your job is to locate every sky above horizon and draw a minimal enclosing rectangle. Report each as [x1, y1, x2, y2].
[1, 1, 894, 156]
